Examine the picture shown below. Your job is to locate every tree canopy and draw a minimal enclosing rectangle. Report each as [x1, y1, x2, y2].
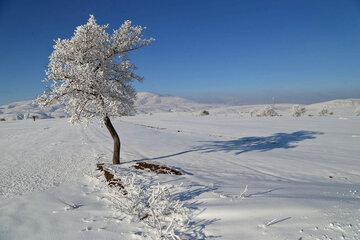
[36, 15, 154, 124]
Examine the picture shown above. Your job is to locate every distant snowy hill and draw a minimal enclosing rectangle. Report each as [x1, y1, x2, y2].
[0, 100, 66, 121]
[0, 93, 359, 121]
[135, 92, 215, 113]
[307, 99, 360, 109]
[209, 99, 360, 116]
[0, 92, 214, 121]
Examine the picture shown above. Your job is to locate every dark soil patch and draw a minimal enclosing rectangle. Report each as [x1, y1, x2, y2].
[133, 162, 183, 175]
[97, 164, 127, 195]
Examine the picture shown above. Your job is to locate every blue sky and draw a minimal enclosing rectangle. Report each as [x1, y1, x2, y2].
[0, 0, 360, 105]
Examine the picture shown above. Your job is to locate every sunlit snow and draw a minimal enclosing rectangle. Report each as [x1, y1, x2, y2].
[0, 96, 359, 239]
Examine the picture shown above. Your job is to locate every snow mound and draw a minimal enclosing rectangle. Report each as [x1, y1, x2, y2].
[135, 92, 213, 113]
[0, 100, 67, 121]
[308, 99, 360, 109]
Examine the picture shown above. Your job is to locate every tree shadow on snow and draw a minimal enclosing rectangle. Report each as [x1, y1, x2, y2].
[197, 130, 324, 155]
[173, 186, 222, 239]
[246, 187, 282, 198]
[124, 131, 322, 238]
[130, 131, 323, 163]
[173, 185, 218, 202]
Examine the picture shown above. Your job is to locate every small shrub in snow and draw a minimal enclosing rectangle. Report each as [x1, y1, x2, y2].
[290, 105, 306, 117]
[318, 105, 333, 116]
[255, 105, 280, 117]
[200, 110, 210, 116]
[250, 110, 257, 117]
[101, 167, 197, 239]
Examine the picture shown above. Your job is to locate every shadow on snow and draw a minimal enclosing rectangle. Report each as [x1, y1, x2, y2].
[130, 130, 323, 162]
[197, 130, 323, 155]
[125, 131, 322, 238]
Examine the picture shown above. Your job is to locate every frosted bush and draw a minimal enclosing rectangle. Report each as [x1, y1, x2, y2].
[103, 167, 196, 239]
[255, 105, 280, 117]
[318, 105, 333, 116]
[250, 110, 257, 117]
[290, 105, 306, 117]
[355, 108, 360, 116]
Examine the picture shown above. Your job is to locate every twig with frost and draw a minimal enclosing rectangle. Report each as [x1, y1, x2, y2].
[239, 185, 248, 199]
[258, 218, 278, 230]
[265, 218, 278, 226]
[57, 198, 82, 210]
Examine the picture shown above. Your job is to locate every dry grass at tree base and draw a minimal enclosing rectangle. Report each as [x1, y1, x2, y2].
[133, 162, 183, 175]
[96, 162, 183, 193]
[97, 164, 127, 194]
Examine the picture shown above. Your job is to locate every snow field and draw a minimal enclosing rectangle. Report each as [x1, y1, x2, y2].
[0, 110, 359, 239]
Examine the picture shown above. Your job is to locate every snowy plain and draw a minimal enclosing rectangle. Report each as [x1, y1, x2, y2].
[0, 97, 360, 239]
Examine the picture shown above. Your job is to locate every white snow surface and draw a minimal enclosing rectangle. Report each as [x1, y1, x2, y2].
[0, 102, 360, 239]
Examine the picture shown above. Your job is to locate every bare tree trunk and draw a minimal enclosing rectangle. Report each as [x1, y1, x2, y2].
[104, 116, 120, 164]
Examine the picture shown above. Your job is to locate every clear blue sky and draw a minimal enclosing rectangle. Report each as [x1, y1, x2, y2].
[0, 0, 360, 105]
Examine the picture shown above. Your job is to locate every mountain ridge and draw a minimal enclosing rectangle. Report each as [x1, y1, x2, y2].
[1, 92, 359, 121]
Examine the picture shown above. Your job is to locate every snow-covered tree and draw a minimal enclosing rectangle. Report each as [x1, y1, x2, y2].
[255, 105, 280, 117]
[318, 105, 333, 116]
[36, 15, 154, 164]
[290, 105, 306, 117]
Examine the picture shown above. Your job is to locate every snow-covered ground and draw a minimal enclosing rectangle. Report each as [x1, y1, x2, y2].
[0, 103, 359, 239]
